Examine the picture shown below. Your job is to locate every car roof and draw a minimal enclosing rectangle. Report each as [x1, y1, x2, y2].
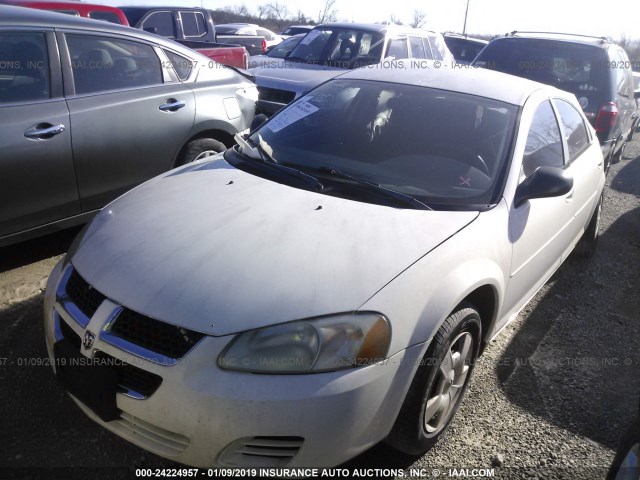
[497, 31, 614, 48]
[1, 0, 122, 9]
[443, 33, 488, 44]
[339, 63, 559, 106]
[0, 4, 197, 52]
[313, 22, 441, 36]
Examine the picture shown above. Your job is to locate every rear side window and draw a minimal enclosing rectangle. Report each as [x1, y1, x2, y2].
[0, 32, 50, 104]
[89, 11, 124, 25]
[141, 11, 175, 37]
[181, 11, 207, 38]
[553, 99, 590, 162]
[523, 101, 564, 176]
[614, 49, 631, 97]
[428, 35, 448, 61]
[67, 34, 162, 94]
[164, 50, 193, 81]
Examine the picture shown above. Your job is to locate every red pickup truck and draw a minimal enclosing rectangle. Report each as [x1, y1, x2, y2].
[1, 0, 251, 69]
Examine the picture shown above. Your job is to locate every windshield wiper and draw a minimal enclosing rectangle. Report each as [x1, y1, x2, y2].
[234, 134, 324, 192]
[312, 167, 432, 210]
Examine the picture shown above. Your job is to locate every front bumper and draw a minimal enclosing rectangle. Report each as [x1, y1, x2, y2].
[44, 260, 424, 468]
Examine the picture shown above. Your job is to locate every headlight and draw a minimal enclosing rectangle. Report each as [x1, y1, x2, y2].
[218, 312, 390, 374]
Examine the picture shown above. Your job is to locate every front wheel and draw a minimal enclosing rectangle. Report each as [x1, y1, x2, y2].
[385, 303, 481, 455]
[176, 138, 226, 167]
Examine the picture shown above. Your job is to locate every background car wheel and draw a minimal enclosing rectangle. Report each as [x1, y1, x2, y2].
[385, 303, 481, 456]
[177, 138, 226, 167]
[575, 193, 603, 258]
[612, 141, 626, 164]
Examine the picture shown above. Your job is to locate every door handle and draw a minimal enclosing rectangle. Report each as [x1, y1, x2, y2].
[159, 99, 186, 112]
[24, 123, 65, 139]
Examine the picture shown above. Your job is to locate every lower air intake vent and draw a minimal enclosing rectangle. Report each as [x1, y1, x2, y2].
[218, 436, 304, 468]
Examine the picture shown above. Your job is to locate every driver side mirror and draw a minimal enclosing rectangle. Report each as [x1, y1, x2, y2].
[514, 166, 573, 208]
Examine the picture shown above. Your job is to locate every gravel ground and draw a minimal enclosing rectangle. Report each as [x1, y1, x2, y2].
[0, 139, 639, 480]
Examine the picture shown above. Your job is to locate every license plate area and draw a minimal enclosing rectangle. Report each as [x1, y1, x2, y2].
[54, 338, 120, 422]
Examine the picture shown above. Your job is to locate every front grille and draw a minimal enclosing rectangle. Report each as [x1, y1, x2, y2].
[258, 86, 296, 105]
[58, 317, 162, 398]
[219, 436, 304, 468]
[95, 351, 163, 398]
[65, 269, 106, 319]
[59, 317, 82, 350]
[110, 309, 205, 360]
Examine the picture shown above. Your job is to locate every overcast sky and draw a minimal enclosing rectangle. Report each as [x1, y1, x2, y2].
[99, 0, 639, 39]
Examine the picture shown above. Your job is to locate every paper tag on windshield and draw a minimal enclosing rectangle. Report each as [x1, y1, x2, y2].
[267, 100, 318, 133]
[300, 30, 321, 45]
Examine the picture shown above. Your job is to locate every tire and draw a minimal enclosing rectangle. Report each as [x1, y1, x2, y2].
[385, 303, 481, 456]
[176, 138, 226, 167]
[575, 192, 603, 258]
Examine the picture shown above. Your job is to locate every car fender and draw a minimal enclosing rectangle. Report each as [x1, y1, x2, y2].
[360, 203, 511, 360]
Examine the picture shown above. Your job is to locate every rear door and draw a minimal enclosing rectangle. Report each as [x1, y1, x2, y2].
[60, 31, 196, 211]
[0, 29, 79, 238]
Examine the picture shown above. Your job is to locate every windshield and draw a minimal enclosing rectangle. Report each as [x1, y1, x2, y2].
[249, 79, 518, 209]
[287, 27, 385, 68]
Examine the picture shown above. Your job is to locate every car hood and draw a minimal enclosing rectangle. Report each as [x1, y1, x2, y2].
[253, 65, 345, 96]
[71, 157, 478, 336]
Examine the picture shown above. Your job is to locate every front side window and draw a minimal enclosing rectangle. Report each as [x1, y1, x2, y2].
[0, 32, 50, 104]
[386, 38, 409, 59]
[553, 99, 590, 162]
[245, 80, 518, 209]
[522, 101, 564, 177]
[67, 34, 162, 94]
[141, 11, 175, 38]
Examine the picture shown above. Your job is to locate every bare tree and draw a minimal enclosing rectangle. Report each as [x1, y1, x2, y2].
[410, 10, 426, 29]
[317, 0, 338, 24]
[256, 4, 270, 20]
[389, 14, 403, 26]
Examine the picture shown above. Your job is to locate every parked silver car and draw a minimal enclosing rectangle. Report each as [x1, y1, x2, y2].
[0, 5, 257, 246]
[252, 23, 454, 115]
[44, 64, 604, 468]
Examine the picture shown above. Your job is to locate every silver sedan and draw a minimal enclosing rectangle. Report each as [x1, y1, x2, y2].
[43, 63, 605, 468]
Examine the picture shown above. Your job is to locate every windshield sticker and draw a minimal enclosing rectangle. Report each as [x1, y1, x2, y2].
[267, 101, 319, 132]
[300, 30, 321, 45]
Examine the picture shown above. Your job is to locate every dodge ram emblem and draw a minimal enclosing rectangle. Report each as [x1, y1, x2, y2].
[83, 331, 95, 350]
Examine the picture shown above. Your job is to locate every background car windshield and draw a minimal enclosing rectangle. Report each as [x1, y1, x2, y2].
[251, 79, 518, 208]
[287, 28, 385, 67]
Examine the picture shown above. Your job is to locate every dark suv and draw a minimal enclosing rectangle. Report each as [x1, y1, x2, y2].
[473, 32, 640, 170]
